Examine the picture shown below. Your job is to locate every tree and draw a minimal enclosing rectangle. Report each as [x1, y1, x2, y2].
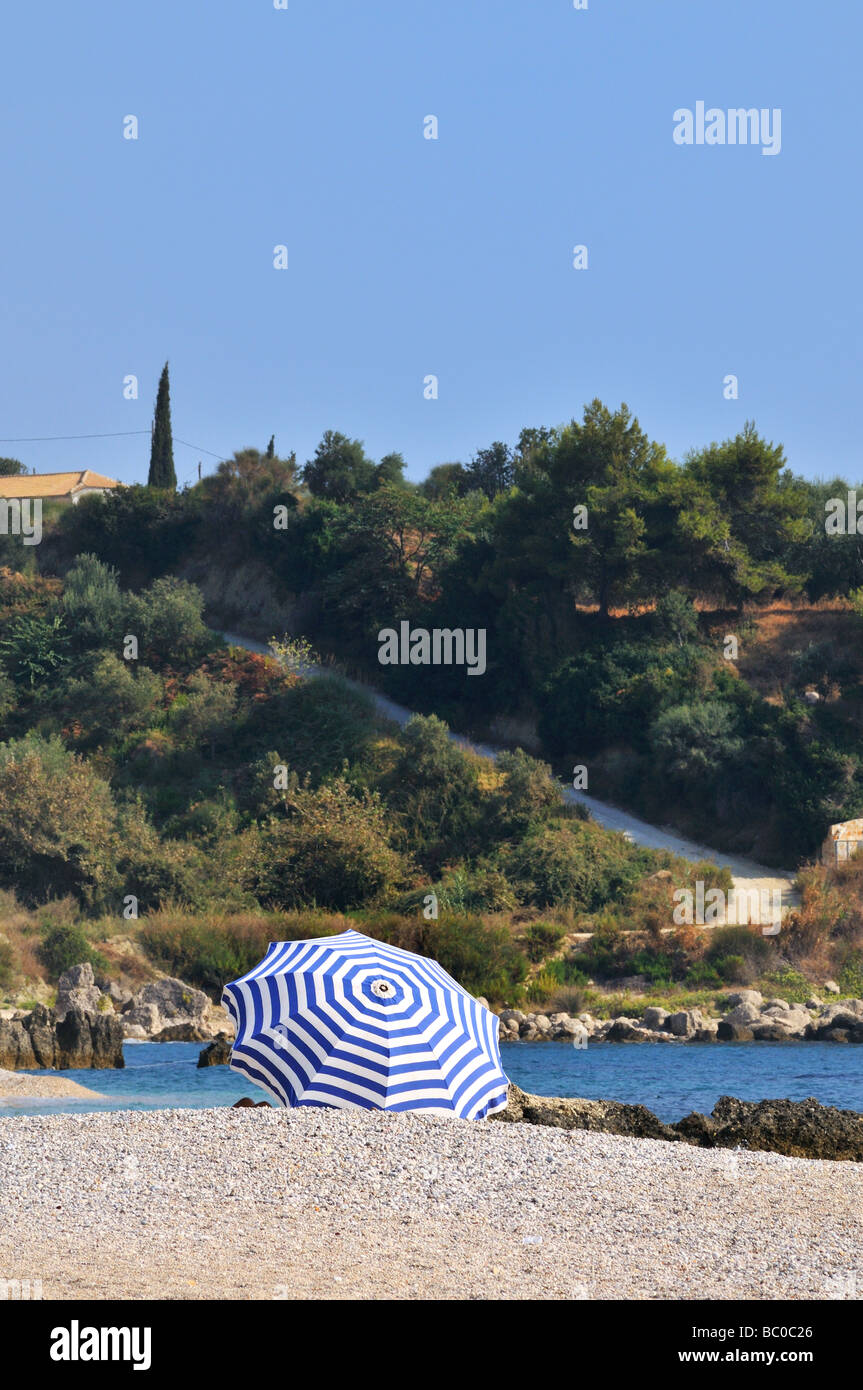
[265, 435, 275, 459]
[0, 458, 25, 477]
[301, 430, 376, 502]
[680, 422, 809, 606]
[148, 362, 177, 490]
[373, 452, 408, 489]
[420, 462, 471, 499]
[466, 441, 514, 499]
[60, 553, 126, 650]
[0, 735, 121, 907]
[200, 447, 298, 516]
[125, 576, 212, 667]
[496, 400, 675, 621]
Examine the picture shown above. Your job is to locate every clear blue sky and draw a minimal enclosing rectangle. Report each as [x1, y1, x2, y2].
[0, 0, 859, 487]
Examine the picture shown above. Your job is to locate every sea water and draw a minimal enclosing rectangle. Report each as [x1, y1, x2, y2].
[2, 1039, 861, 1123]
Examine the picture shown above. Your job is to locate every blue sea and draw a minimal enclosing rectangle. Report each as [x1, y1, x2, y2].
[2, 1039, 862, 1123]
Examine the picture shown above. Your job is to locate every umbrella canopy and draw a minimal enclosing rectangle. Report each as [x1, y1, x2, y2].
[221, 929, 509, 1119]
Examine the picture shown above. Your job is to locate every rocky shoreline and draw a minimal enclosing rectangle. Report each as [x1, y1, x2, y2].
[494, 988, 863, 1044]
[0, 962, 229, 1071]
[495, 1085, 863, 1162]
[4, 962, 863, 1074]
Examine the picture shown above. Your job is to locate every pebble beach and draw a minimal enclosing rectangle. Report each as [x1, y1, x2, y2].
[1, 1106, 861, 1301]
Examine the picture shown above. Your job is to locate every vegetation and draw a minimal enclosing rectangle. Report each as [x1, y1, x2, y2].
[2, 395, 863, 1003]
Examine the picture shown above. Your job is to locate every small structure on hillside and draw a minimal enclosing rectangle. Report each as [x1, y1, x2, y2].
[821, 819, 863, 867]
[0, 470, 119, 506]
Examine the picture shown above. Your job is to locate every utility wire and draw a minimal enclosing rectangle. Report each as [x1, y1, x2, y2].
[0, 429, 229, 467]
[0, 430, 151, 442]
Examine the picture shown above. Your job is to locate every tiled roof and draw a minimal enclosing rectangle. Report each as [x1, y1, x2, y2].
[0, 470, 120, 499]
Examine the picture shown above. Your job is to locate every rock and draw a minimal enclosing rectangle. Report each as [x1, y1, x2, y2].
[724, 990, 763, 1009]
[641, 1006, 670, 1031]
[54, 963, 103, 1022]
[490, 1084, 678, 1142]
[153, 1022, 212, 1042]
[757, 1006, 809, 1038]
[763, 998, 791, 1013]
[824, 980, 841, 995]
[55, 1007, 125, 1069]
[819, 1028, 850, 1043]
[498, 1086, 863, 1161]
[605, 1018, 653, 1042]
[752, 1023, 795, 1041]
[123, 976, 211, 1039]
[667, 1008, 704, 1038]
[475, 997, 490, 1011]
[106, 981, 133, 1009]
[0, 1003, 124, 1069]
[806, 997, 823, 1009]
[198, 1036, 232, 1067]
[722, 1002, 762, 1027]
[533, 1015, 553, 1035]
[813, 1003, 863, 1036]
[122, 1001, 161, 1034]
[123, 1024, 148, 1040]
[716, 1021, 755, 1041]
[693, 1021, 719, 1041]
[675, 1094, 863, 1162]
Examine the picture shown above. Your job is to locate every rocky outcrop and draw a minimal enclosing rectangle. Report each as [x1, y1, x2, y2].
[495, 991, 863, 1044]
[54, 963, 104, 1022]
[675, 1095, 863, 1162]
[121, 977, 211, 1039]
[0, 1004, 124, 1070]
[197, 1035, 233, 1067]
[493, 1085, 863, 1161]
[492, 1084, 678, 1142]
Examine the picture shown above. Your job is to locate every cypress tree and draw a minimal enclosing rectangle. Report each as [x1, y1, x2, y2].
[266, 435, 275, 459]
[148, 362, 177, 489]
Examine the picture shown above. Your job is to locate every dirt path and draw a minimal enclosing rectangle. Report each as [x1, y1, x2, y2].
[220, 631, 798, 922]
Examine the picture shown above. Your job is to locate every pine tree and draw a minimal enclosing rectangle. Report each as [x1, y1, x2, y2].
[148, 362, 177, 489]
[266, 435, 275, 459]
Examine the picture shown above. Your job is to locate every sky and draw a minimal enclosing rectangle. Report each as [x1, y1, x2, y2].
[0, 0, 860, 488]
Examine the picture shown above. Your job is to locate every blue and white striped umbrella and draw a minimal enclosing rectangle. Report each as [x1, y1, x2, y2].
[221, 929, 509, 1119]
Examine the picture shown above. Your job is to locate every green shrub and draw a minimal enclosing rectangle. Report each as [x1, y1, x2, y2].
[523, 921, 567, 963]
[506, 820, 643, 910]
[125, 576, 213, 667]
[36, 922, 104, 980]
[65, 655, 164, 741]
[245, 675, 377, 783]
[433, 863, 518, 914]
[0, 735, 121, 908]
[139, 914, 299, 996]
[838, 950, 863, 999]
[60, 553, 126, 650]
[0, 936, 16, 990]
[381, 715, 484, 868]
[704, 925, 774, 985]
[241, 777, 410, 911]
[492, 749, 561, 835]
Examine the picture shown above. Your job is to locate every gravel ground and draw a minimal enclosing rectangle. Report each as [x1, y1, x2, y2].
[0, 1068, 105, 1101]
[1, 1106, 860, 1301]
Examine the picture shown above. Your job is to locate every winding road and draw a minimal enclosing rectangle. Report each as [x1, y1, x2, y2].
[221, 631, 799, 923]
